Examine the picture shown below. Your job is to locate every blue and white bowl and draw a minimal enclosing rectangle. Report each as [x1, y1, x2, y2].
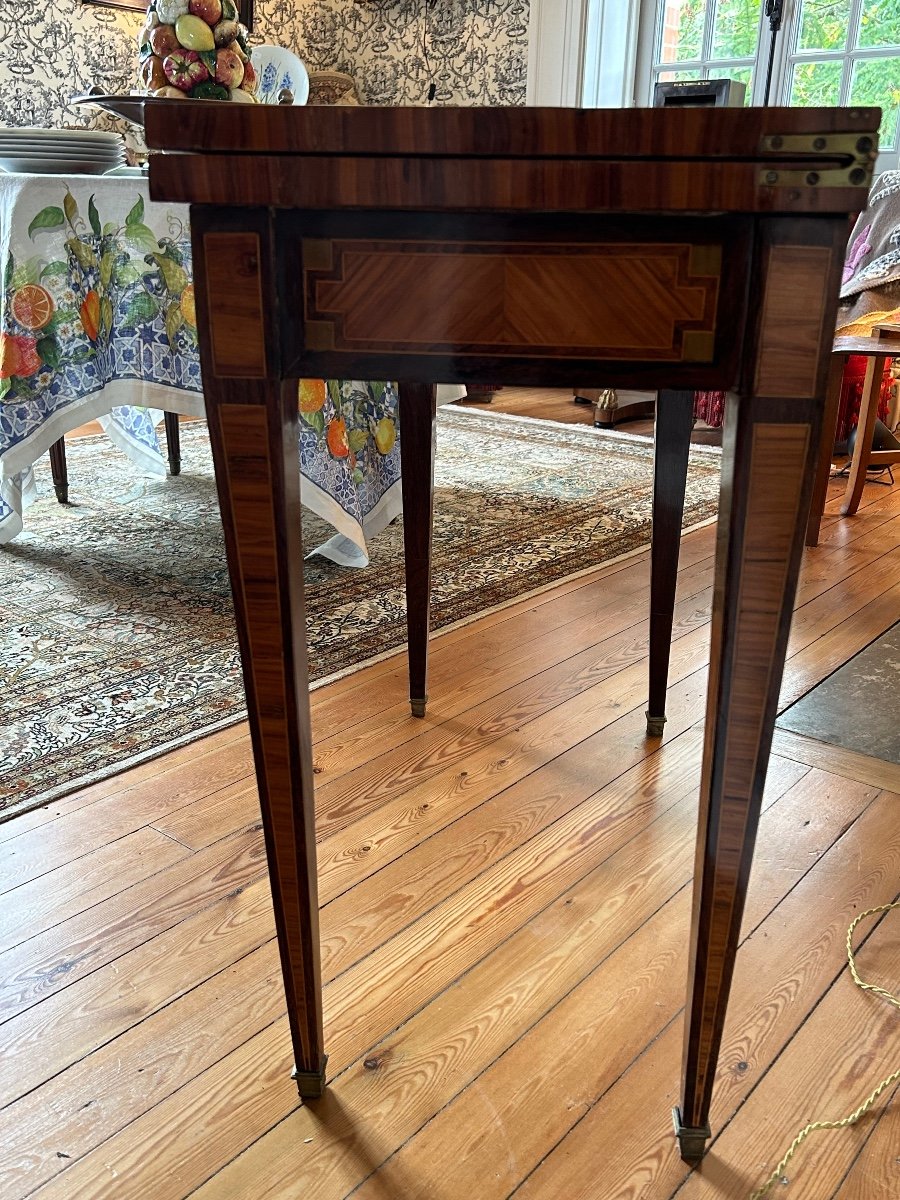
[251, 45, 310, 106]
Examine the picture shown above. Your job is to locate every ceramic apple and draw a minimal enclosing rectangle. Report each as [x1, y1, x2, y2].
[215, 47, 244, 88]
[239, 59, 257, 93]
[163, 48, 209, 91]
[152, 85, 189, 99]
[189, 0, 222, 24]
[150, 24, 180, 57]
[229, 87, 256, 103]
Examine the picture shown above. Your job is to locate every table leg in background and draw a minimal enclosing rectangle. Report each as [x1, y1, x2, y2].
[48, 438, 68, 504]
[646, 389, 694, 737]
[164, 411, 182, 477]
[399, 383, 437, 719]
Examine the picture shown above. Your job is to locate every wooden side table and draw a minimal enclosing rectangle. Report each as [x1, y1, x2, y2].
[146, 103, 877, 1161]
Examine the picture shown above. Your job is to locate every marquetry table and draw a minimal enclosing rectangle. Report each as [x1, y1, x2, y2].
[146, 103, 878, 1162]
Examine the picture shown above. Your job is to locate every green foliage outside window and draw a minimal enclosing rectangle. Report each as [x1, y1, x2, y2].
[659, 0, 899, 145]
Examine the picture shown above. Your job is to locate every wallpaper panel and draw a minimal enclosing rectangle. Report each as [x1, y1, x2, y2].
[0, 0, 528, 131]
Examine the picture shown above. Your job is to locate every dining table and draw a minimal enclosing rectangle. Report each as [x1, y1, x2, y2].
[0, 171, 470, 563]
[144, 100, 879, 1162]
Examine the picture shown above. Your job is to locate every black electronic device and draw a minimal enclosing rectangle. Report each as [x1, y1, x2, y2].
[653, 78, 747, 108]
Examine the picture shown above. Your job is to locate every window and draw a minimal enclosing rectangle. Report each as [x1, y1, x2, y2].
[636, 0, 900, 171]
[786, 1, 900, 156]
[642, 1, 762, 102]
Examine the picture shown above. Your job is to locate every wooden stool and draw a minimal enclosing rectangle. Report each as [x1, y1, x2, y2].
[806, 325, 900, 546]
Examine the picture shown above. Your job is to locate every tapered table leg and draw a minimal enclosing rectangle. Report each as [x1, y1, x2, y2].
[164, 411, 182, 476]
[676, 222, 845, 1161]
[48, 437, 68, 504]
[399, 383, 437, 718]
[191, 212, 326, 1097]
[646, 389, 694, 737]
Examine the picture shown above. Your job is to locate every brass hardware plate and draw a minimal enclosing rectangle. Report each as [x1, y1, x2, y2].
[758, 131, 878, 190]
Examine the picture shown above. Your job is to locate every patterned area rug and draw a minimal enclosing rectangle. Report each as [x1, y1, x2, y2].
[0, 408, 721, 821]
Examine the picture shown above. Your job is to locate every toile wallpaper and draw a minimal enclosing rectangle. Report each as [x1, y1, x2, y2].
[0, 0, 528, 131]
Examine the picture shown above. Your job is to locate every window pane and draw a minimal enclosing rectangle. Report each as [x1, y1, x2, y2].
[789, 59, 844, 106]
[711, 0, 761, 59]
[797, 0, 851, 52]
[656, 68, 704, 83]
[849, 57, 900, 149]
[714, 64, 753, 103]
[658, 1, 709, 64]
[858, 1, 900, 49]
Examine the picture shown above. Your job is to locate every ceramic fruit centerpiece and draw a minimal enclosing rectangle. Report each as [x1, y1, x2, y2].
[138, 0, 258, 103]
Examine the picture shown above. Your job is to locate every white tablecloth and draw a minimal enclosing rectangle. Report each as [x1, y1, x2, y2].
[0, 172, 464, 561]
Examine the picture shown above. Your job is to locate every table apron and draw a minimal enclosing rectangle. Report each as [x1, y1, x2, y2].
[259, 210, 751, 389]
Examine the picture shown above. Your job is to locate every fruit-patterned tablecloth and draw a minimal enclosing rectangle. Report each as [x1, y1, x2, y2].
[0, 173, 410, 563]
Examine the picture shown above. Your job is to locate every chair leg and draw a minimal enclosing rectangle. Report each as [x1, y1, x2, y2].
[164, 411, 182, 476]
[48, 438, 68, 504]
[646, 389, 694, 737]
[841, 353, 887, 516]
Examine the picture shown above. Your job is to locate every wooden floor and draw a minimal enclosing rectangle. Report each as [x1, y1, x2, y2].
[3, 390, 899, 1200]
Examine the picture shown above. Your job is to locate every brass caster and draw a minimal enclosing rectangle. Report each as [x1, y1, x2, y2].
[410, 697, 427, 719]
[672, 1107, 710, 1164]
[646, 711, 667, 738]
[292, 1058, 328, 1099]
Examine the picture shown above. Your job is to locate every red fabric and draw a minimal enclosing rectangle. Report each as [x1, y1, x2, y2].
[835, 355, 892, 442]
[692, 356, 893, 436]
[693, 390, 727, 427]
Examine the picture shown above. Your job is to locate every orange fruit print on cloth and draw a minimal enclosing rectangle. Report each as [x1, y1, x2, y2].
[326, 417, 349, 458]
[80, 290, 101, 342]
[0, 332, 40, 379]
[298, 378, 327, 413]
[10, 284, 55, 332]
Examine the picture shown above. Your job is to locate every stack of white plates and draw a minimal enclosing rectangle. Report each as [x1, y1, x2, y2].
[0, 127, 125, 176]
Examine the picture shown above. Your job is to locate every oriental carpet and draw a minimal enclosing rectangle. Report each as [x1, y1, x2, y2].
[0, 407, 721, 820]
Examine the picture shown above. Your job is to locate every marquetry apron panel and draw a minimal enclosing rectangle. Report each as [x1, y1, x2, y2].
[279, 213, 750, 388]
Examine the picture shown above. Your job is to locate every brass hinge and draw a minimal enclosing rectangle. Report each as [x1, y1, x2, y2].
[758, 132, 878, 190]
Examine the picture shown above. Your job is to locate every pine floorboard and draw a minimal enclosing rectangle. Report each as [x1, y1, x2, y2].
[2, 390, 898, 1200]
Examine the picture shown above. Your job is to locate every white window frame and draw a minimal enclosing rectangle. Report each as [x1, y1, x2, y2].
[778, 0, 900, 171]
[527, 0, 591, 106]
[634, 0, 767, 105]
[631, 0, 900, 173]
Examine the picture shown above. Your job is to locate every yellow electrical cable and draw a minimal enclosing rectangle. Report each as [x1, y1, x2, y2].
[749, 900, 900, 1200]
